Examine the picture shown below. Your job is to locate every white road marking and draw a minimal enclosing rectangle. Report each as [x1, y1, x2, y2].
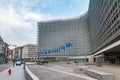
[40, 66, 97, 80]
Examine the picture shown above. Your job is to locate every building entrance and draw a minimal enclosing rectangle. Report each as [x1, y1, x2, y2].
[104, 52, 120, 64]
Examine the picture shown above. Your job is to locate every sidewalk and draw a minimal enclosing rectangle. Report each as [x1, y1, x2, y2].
[0, 64, 26, 80]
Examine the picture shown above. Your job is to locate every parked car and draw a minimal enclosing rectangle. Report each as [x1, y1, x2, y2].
[16, 61, 21, 65]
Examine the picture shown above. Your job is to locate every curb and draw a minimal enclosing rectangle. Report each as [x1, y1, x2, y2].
[24, 66, 40, 80]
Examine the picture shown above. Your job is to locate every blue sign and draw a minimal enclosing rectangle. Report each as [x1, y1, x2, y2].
[38, 42, 73, 55]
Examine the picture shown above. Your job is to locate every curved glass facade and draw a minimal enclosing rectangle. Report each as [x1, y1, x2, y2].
[37, 0, 120, 57]
[88, 0, 120, 54]
[37, 14, 91, 56]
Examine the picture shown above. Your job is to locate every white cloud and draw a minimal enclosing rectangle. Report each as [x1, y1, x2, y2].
[0, 8, 20, 27]
[28, 12, 41, 20]
[0, 1, 56, 47]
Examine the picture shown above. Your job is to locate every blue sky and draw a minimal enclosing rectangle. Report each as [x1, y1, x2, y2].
[0, 0, 89, 47]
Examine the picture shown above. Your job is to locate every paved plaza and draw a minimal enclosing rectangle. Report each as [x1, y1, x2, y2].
[28, 63, 95, 80]
[27, 62, 120, 80]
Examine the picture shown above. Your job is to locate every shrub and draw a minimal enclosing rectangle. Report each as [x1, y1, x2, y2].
[37, 60, 49, 64]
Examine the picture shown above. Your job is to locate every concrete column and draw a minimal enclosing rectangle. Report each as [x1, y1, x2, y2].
[89, 55, 94, 64]
[95, 55, 104, 66]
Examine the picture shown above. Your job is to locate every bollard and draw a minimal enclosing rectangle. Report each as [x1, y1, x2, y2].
[8, 69, 11, 75]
